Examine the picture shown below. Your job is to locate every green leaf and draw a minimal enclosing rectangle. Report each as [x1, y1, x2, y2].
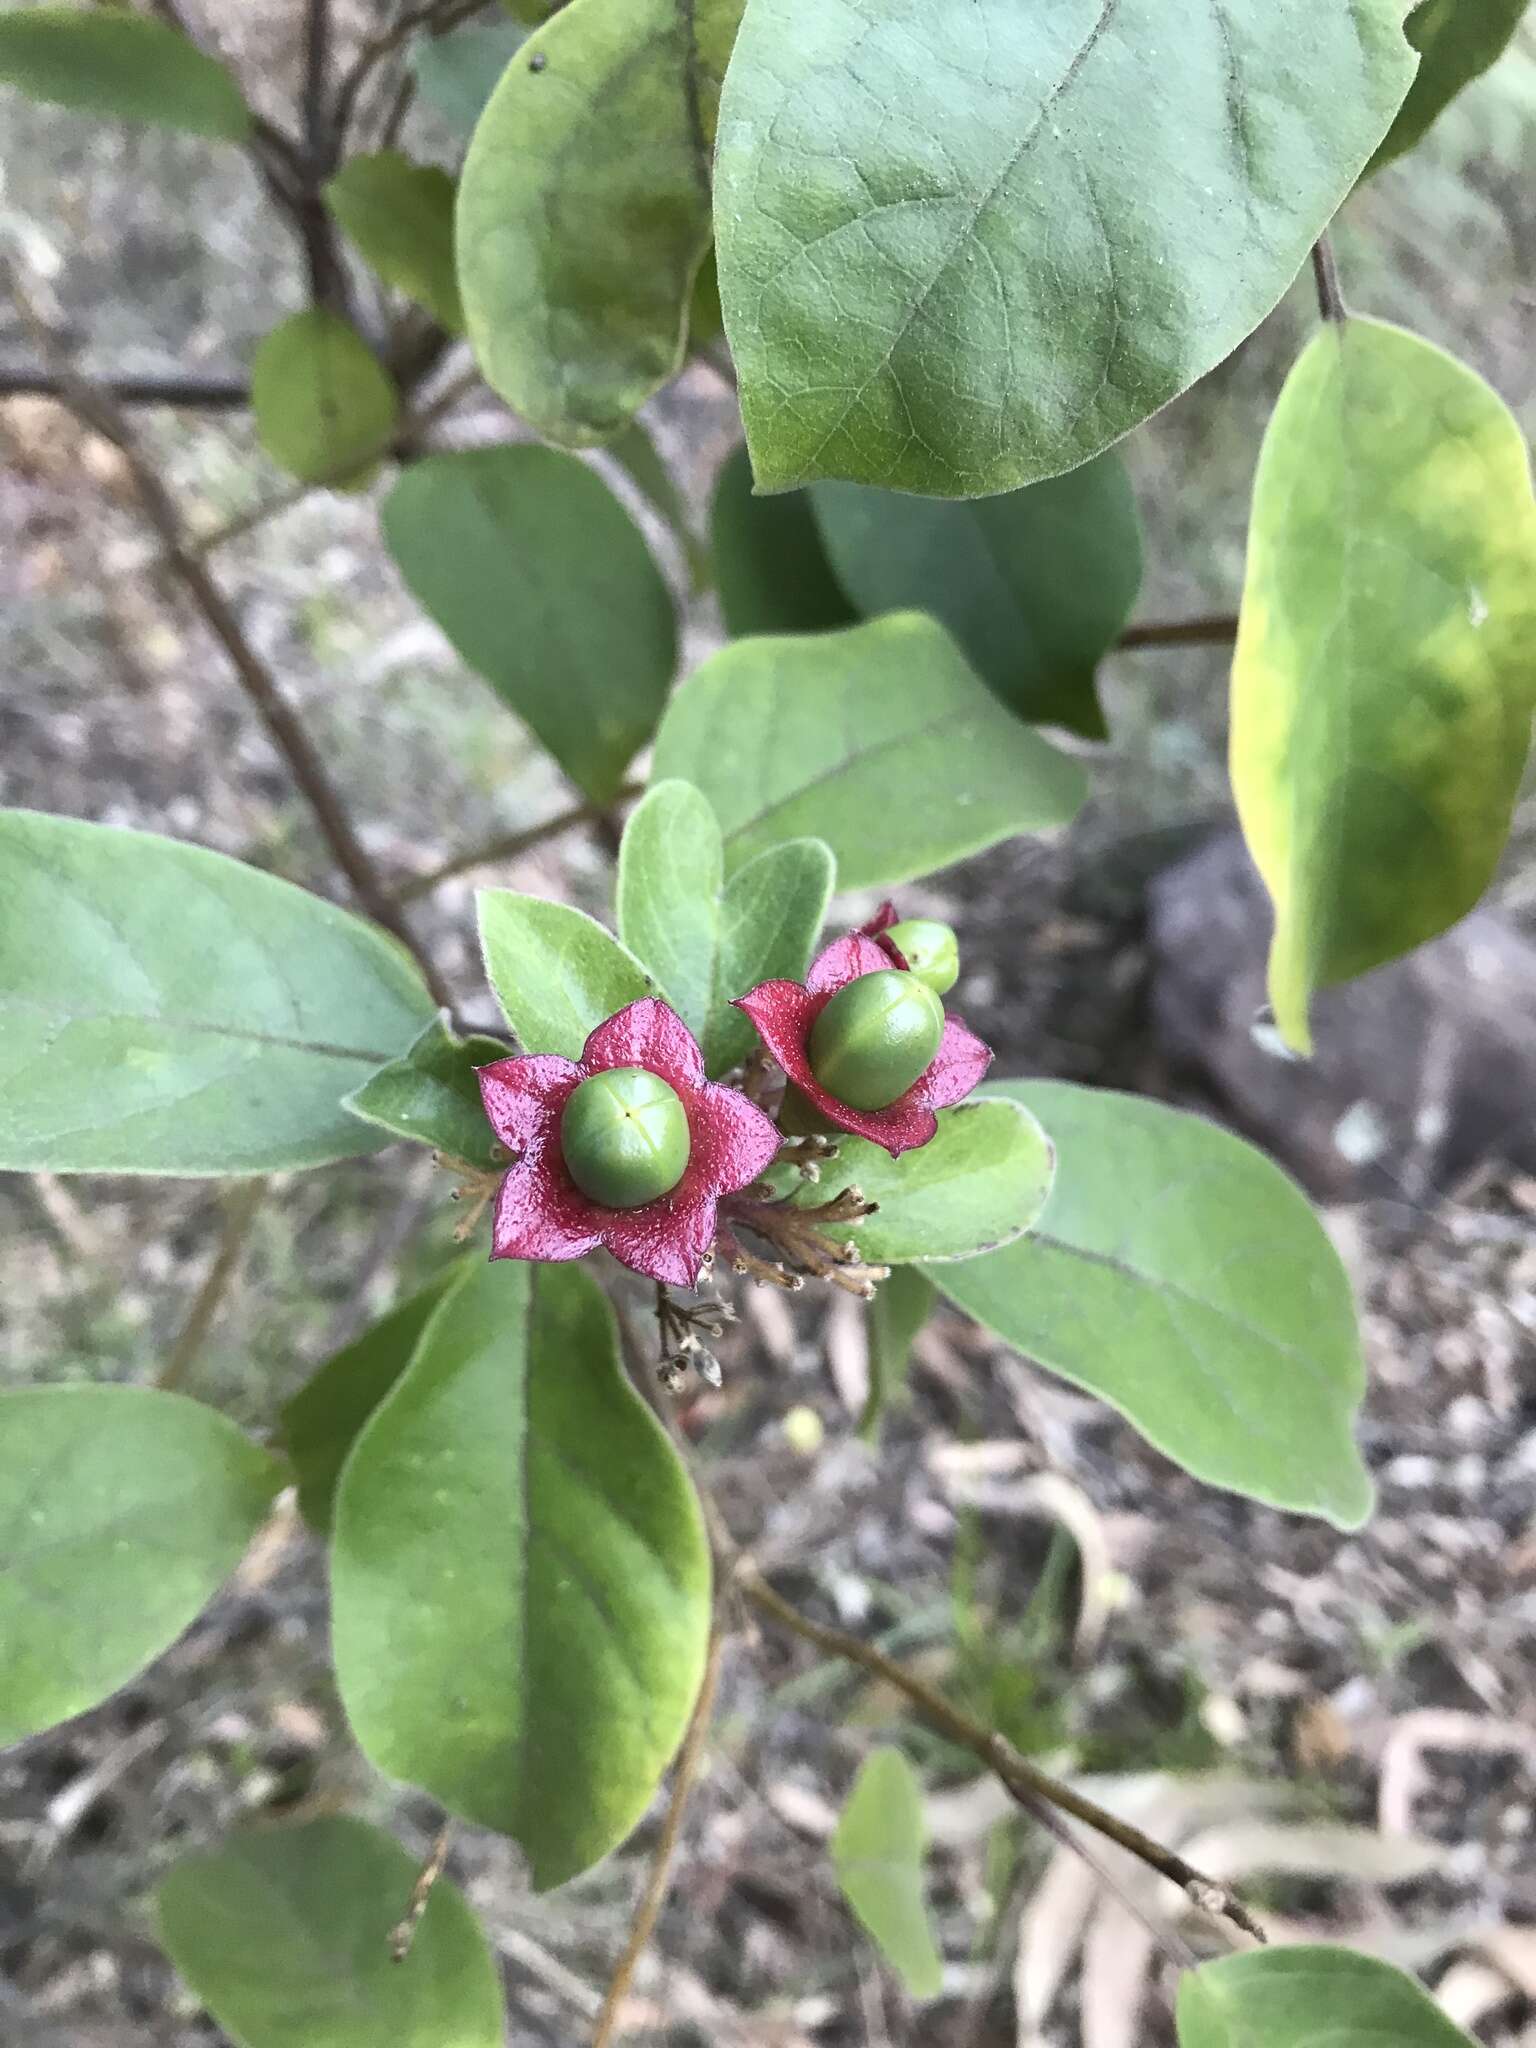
[411, 17, 526, 134]
[0, 810, 435, 1174]
[713, 0, 1416, 495]
[617, 781, 725, 1044]
[711, 443, 858, 638]
[935, 1082, 1372, 1529]
[800, 1098, 1055, 1263]
[332, 1260, 712, 1889]
[0, 1386, 281, 1746]
[281, 1269, 466, 1534]
[158, 1816, 505, 2048]
[324, 151, 464, 333]
[251, 309, 399, 489]
[1177, 1944, 1477, 2048]
[383, 445, 677, 805]
[343, 1015, 506, 1167]
[811, 454, 1142, 739]
[650, 614, 1085, 889]
[608, 419, 710, 593]
[0, 7, 251, 139]
[863, 1266, 937, 1439]
[1368, 0, 1527, 173]
[616, 782, 835, 1075]
[832, 1748, 944, 1999]
[709, 837, 836, 1075]
[1230, 317, 1536, 1054]
[478, 892, 657, 1056]
[458, 0, 745, 446]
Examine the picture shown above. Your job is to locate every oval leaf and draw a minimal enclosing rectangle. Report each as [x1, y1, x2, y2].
[1231, 318, 1536, 1053]
[617, 781, 835, 1073]
[1178, 1944, 1477, 2048]
[935, 1082, 1372, 1529]
[458, 0, 745, 444]
[0, 8, 251, 139]
[478, 892, 657, 1056]
[383, 445, 677, 805]
[158, 1816, 505, 2048]
[332, 1260, 712, 1889]
[0, 810, 435, 1174]
[1367, 0, 1527, 174]
[799, 1098, 1055, 1263]
[832, 1748, 944, 1999]
[711, 443, 858, 638]
[650, 614, 1085, 889]
[251, 309, 399, 488]
[0, 1386, 281, 1746]
[411, 18, 526, 134]
[281, 1268, 466, 1534]
[713, 0, 1415, 494]
[324, 151, 464, 333]
[811, 454, 1143, 739]
[343, 1016, 507, 1167]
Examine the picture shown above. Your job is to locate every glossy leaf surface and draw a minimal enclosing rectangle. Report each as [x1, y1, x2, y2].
[343, 1016, 507, 1167]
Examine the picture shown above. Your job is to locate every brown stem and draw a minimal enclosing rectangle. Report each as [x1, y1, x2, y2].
[733, 1558, 1266, 1947]
[0, 368, 249, 409]
[1114, 613, 1238, 651]
[591, 1625, 726, 2048]
[157, 1180, 268, 1391]
[190, 361, 486, 558]
[1311, 235, 1348, 325]
[14, 297, 451, 1007]
[395, 784, 645, 902]
[390, 1821, 453, 1962]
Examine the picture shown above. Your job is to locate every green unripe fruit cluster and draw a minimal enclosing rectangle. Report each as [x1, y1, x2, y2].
[884, 918, 959, 995]
[808, 969, 945, 1111]
[560, 1066, 692, 1209]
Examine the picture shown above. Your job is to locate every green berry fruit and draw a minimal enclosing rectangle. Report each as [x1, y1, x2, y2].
[808, 970, 945, 1111]
[884, 918, 959, 995]
[560, 1066, 692, 1210]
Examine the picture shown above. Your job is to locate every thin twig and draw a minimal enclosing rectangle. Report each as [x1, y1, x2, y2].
[733, 1558, 1267, 1946]
[591, 1625, 727, 2048]
[189, 360, 486, 558]
[11, 289, 451, 1006]
[396, 784, 645, 901]
[1114, 613, 1238, 651]
[302, 0, 334, 175]
[332, 0, 498, 145]
[1013, 1788, 1200, 1974]
[0, 367, 249, 409]
[1311, 235, 1348, 325]
[390, 1821, 453, 1961]
[157, 1180, 268, 1392]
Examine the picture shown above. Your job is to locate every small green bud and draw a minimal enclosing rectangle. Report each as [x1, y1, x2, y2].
[884, 918, 959, 995]
[808, 970, 944, 1111]
[560, 1066, 691, 1210]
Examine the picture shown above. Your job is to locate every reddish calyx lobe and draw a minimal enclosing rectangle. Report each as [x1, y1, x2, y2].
[476, 998, 780, 1287]
[734, 929, 992, 1159]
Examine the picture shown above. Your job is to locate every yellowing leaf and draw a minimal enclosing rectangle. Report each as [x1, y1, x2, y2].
[458, 0, 744, 446]
[1231, 317, 1536, 1052]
